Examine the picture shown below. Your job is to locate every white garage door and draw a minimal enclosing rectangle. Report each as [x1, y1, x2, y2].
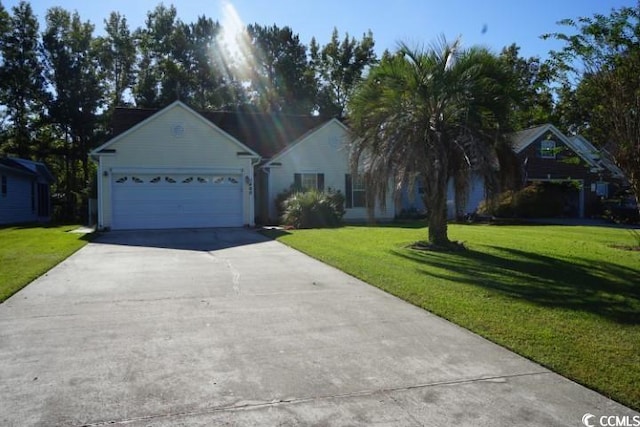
[112, 172, 243, 230]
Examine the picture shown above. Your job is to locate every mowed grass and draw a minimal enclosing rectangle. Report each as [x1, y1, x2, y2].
[0, 225, 90, 302]
[265, 223, 640, 410]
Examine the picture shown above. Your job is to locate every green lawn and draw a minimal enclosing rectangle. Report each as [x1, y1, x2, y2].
[0, 224, 91, 302]
[264, 223, 640, 410]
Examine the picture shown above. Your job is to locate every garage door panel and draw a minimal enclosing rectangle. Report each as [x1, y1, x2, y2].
[115, 213, 241, 230]
[114, 189, 240, 202]
[111, 173, 243, 230]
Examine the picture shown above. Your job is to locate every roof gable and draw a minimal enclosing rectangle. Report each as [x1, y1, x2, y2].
[511, 124, 557, 153]
[92, 101, 262, 158]
[264, 118, 350, 166]
[510, 124, 600, 168]
[99, 102, 326, 159]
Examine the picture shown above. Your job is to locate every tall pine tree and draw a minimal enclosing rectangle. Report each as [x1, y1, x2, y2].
[42, 7, 104, 219]
[0, 1, 48, 158]
[310, 28, 376, 118]
[96, 11, 135, 109]
[246, 24, 316, 114]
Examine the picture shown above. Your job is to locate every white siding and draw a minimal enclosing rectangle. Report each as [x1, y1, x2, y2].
[0, 173, 37, 225]
[96, 103, 256, 229]
[402, 174, 486, 219]
[267, 120, 394, 222]
[446, 174, 485, 218]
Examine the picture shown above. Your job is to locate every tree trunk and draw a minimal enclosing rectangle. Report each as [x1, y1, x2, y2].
[427, 188, 449, 246]
[423, 137, 450, 247]
[629, 171, 640, 219]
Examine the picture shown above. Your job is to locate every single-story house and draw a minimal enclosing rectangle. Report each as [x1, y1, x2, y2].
[401, 123, 627, 219]
[90, 101, 394, 230]
[0, 157, 54, 225]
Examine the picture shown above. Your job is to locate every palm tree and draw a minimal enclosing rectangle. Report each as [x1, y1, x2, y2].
[348, 38, 516, 247]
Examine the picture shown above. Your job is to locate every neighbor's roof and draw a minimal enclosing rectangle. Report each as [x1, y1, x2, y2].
[109, 105, 327, 159]
[570, 135, 626, 179]
[510, 123, 601, 169]
[568, 135, 600, 164]
[0, 157, 54, 183]
[510, 124, 554, 153]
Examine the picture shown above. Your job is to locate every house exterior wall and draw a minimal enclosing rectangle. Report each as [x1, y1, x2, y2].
[448, 175, 486, 218]
[96, 104, 256, 229]
[518, 133, 602, 217]
[0, 172, 38, 225]
[34, 176, 51, 221]
[266, 120, 395, 222]
[401, 174, 485, 219]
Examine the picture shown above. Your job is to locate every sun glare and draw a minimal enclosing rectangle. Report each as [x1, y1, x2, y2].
[216, 1, 254, 81]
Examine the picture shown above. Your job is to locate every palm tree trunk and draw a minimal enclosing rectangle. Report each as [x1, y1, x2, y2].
[423, 140, 450, 246]
[427, 189, 449, 245]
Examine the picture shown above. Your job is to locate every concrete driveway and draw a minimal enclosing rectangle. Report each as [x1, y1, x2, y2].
[0, 229, 636, 426]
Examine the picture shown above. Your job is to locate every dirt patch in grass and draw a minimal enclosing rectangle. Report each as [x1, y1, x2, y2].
[610, 244, 640, 251]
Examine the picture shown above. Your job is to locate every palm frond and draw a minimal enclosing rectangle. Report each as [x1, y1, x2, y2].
[347, 37, 516, 242]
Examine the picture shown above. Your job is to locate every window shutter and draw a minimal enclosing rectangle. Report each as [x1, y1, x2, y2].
[345, 174, 352, 208]
[317, 173, 325, 191]
[294, 173, 301, 189]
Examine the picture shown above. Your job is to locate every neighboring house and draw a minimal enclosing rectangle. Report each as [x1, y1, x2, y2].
[0, 157, 54, 225]
[514, 123, 624, 218]
[90, 101, 394, 231]
[401, 123, 627, 219]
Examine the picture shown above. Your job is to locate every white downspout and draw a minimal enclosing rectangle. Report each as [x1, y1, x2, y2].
[96, 157, 103, 230]
[266, 166, 273, 222]
[248, 157, 261, 227]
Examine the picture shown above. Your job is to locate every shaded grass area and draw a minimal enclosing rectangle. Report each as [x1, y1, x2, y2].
[263, 223, 640, 410]
[0, 224, 91, 302]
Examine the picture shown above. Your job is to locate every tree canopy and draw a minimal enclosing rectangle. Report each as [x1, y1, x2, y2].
[0, 1, 47, 159]
[0, 2, 384, 221]
[2, 0, 624, 225]
[545, 3, 640, 211]
[348, 39, 517, 246]
[310, 28, 376, 118]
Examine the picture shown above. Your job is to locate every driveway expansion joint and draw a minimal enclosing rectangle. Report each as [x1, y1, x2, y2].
[76, 371, 551, 426]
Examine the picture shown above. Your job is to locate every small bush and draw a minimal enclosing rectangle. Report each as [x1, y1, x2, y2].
[602, 190, 640, 224]
[512, 183, 566, 217]
[479, 182, 575, 218]
[275, 186, 299, 221]
[478, 190, 515, 218]
[281, 190, 345, 228]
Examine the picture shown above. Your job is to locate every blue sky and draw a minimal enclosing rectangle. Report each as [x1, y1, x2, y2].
[8, 0, 637, 59]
